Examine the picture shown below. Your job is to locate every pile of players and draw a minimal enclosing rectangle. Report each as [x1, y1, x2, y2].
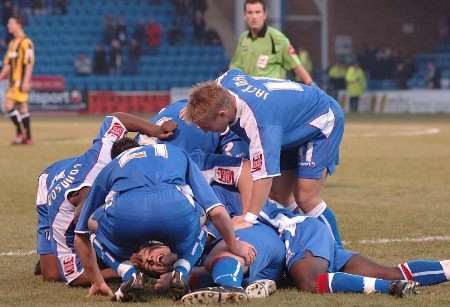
[35, 69, 450, 303]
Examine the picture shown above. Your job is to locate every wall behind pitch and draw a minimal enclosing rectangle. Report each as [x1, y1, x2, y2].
[285, 0, 450, 67]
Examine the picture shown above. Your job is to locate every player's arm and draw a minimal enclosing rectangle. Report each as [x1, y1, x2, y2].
[74, 168, 113, 296]
[110, 112, 177, 139]
[0, 63, 10, 80]
[20, 39, 34, 92]
[185, 154, 256, 264]
[74, 234, 113, 297]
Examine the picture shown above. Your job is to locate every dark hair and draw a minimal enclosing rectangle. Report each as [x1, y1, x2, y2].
[111, 137, 140, 159]
[244, 0, 266, 11]
[9, 14, 23, 25]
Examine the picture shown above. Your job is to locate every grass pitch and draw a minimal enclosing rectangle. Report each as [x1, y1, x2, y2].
[0, 114, 450, 306]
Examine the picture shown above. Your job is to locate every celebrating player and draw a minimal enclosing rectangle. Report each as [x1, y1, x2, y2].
[35, 113, 176, 285]
[186, 69, 344, 245]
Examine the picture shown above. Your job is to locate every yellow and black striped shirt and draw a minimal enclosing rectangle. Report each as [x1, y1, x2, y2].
[3, 36, 34, 90]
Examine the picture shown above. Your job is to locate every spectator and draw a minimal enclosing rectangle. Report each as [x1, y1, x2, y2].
[298, 48, 313, 74]
[192, 11, 206, 45]
[116, 17, 128, 46]
[204, 28, 222, 46]
[32, 0, 48, 15]
[2, 1, 13, 41]
[54, 0, 67, 15]
[18, 0, 32, 22]
[146, 18, 162, 54]
[426, 62, 442, 89]
[172, 0, 190, 25]
[192, 0, 208, 18]
[74, 53, 92, 76]
[346, 60, 367, 113]
[132, 20, 146, 46]
[109, 39, 123, 75]
[328, 59, 347, 99]
[93, 44, 108, 75]
[168, 21, 184, 46]
[126, 39, 141, 75]
[103, 15, 117, 45]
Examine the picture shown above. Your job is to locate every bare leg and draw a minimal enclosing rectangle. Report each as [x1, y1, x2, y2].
[342, 254, 403, 280]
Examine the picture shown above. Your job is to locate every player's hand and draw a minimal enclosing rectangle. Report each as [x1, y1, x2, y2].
[21, 80, 31, 93]
[88, 281, 114, 297]
[154, 272, 172, 291]
[229, 240, 256, 266]
[157, 119, 177, 139]
[232, 215, 253, 231]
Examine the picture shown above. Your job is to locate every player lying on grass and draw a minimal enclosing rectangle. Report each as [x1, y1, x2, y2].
[259, 199, 450, 297]
[190, 184, 450, 300]
[74, 138, 256, 301]
[35, 113, 177, 285]
[88, 200, 283, 304]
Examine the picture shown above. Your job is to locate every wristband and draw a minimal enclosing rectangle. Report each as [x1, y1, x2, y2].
[244, 212, 258, 224]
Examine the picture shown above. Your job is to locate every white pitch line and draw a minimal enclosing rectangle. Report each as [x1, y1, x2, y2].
[0, 250, 35, 257]
[344, 235, 450, 245]
[2, 236, 450, 257]
[347, 128, 441, 138]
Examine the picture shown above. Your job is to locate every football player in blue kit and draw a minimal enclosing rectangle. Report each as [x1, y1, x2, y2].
[179, 222, 285, 304]
[35, 112, 176, 285]
[137, 99, 253, 211]
[185, 69, 344, 245]
[74, 139, 256, 301]
[259, 200, 450, 297]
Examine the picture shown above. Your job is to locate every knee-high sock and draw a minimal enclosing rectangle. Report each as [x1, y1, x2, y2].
[306, 201, 343, 246]
[21, 112, 31, 139]
[174, 229, 207, 283]
[93, 237, 137, 282]
[7, 109, 22, 134]
[399, 260, 450, 286]
[316, 272, 392, 294]
[211, 256, 243, 288]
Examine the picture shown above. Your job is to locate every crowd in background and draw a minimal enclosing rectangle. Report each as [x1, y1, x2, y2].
[356, 46, 416, 89]
[74, 0, 222, 76]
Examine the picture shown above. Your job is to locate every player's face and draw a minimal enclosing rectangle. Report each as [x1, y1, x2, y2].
[7, 18, 20, 35]
[137, 245, 173, 275]
[244, 3, 267, 33]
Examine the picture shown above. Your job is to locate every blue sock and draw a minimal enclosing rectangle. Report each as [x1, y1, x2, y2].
[93, 237, 137, 282]
[174, 229, 207, 283]
[317, 207, 343, 247]
[211, 257, 243, 288]
[317, 272, 391, 294]
[399, 260, 450, 286]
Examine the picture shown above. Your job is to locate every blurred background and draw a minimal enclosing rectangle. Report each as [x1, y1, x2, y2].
[0, 0, 449, 114]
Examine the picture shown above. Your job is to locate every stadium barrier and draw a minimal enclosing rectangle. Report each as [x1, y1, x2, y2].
[338, 90, 450, 113]
[87, 91, 170, 114]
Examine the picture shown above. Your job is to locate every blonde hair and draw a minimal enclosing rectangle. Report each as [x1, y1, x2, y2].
[186, 81, 233, 123]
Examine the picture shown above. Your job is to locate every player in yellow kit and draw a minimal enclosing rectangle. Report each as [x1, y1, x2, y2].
[0, 15, 35, 145]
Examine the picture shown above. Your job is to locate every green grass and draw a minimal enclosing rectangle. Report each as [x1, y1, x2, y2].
[0, 114, 450, 306]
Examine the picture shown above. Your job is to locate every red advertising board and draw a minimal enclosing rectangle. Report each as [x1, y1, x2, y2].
[32, 76, 65, 92]
[87, 91, 170, 114]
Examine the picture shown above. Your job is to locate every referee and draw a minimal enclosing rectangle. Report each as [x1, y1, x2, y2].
[230, 0, 313, 84]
